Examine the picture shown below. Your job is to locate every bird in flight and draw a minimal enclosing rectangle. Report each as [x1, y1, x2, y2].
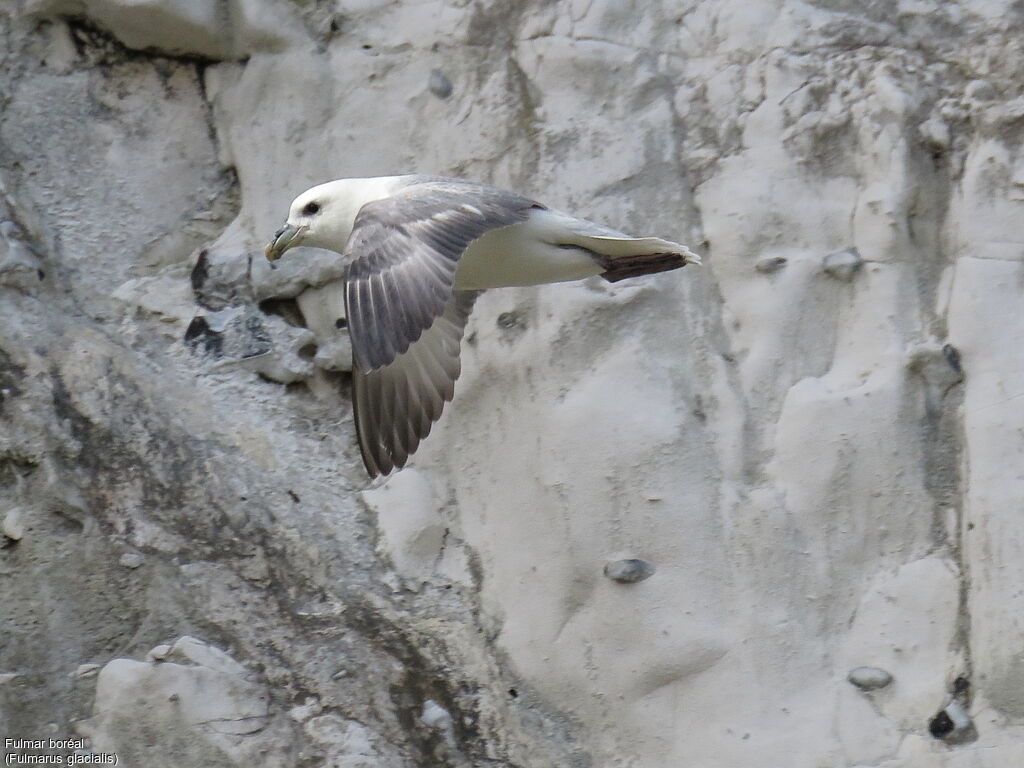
[265, 175, 700, 478]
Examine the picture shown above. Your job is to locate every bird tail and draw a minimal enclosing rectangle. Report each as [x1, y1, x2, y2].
[566, 232, 701, 283]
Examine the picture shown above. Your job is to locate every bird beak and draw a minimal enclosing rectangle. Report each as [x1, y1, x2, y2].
[265, 223, 307, 261]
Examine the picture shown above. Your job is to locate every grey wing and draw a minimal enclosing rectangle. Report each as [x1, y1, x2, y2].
[343, 178, 540, 372]
[352, 290, 478, 478]
[343, 179, 540, 477]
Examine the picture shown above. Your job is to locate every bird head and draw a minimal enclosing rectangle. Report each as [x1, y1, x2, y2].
[264, 180, 361, 262]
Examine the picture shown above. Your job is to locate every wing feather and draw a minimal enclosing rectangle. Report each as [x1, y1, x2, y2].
[343, 178, 539, 476]
[351, 291, 479, 477]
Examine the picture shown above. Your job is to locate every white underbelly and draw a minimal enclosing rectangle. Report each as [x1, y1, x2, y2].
[453, 212, 604, 290]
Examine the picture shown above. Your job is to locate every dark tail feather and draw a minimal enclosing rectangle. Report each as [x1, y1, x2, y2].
[598, 252, 691, 283]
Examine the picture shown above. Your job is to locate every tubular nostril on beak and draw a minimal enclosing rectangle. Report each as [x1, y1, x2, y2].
[265, 223, 304, 262]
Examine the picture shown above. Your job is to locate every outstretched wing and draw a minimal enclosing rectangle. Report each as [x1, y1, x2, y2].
[343, 178, 540, 476]
[352, 290, 478, 477]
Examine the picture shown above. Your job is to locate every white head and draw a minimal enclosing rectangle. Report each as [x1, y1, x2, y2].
[264, 179, 367, 260]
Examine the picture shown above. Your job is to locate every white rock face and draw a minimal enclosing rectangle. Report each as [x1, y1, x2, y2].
[1, 1, 1023, 766]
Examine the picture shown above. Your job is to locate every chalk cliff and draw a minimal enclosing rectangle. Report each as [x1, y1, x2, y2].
[2, 1, 1023, 765]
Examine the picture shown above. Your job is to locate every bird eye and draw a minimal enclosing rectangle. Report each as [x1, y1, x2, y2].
[303, 201, 321, 216]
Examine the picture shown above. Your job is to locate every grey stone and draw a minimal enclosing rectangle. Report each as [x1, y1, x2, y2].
[420, 699, 452, 730]
[118, 552, 145, 569]
[847, 666, 893, 691]
[428, 69, 454, 99]
[822, 248, 863, 281]
[603, 559, 656, 583]
[2, 507, 25, 541]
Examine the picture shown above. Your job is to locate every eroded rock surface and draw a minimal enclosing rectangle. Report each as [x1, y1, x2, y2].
[2, 1, 1023, 766]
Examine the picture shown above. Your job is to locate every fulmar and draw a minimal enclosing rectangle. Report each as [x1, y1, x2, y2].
[265, 175, 700, 478]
